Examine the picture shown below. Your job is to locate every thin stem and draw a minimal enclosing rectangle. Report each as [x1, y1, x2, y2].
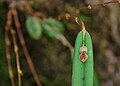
[10, 28, 22, 86]
[58, 0, 119, 20]
[9, 0, 119, 20]
[75, 17, 86, 44]
[81, 20, 86, 45]
[11, 7, 42, 86]
[5, 10, 15, 86]
[78, 0, 119, 11]
[57, 35, 74, 55]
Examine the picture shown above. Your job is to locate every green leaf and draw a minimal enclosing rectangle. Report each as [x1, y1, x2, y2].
[41, 18, 64, 39]
[94, 72, 99, 86]
[72, 31, 93, 86]
[46, 18, 65, 32]
[26, 16, 42, 39]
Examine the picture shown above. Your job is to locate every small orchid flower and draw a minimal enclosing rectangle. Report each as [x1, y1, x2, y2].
[79, 45, 88, 62]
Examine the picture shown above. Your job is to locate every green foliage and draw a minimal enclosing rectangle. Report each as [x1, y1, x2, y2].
[93, 72, 99, 86]
[40, 18, 65, 39]
[46, 18, 65, 32]
[72, 31, 93, 86]
[26, 16, 65, 40]
[26, 16, 42, 39]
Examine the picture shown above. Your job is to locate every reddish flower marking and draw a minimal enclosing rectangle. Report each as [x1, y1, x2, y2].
[80, 52, 88, 62]
[80, 45, 88, 62]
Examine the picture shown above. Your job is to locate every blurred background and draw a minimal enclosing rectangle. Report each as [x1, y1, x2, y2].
[0, 0, 120, 86]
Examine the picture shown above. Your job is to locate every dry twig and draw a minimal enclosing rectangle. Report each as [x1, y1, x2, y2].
[5, 10, 15, 86]
[10, 28, 22, 86]
[10, 4, 42, 86]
